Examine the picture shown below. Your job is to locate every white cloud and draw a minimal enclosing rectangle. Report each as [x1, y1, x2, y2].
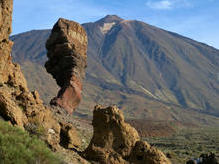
[146, 0, 172, 10]
[146, 0, 191, 10]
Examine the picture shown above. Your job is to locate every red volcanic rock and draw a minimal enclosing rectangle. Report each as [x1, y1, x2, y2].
[45, 18, 88, 114]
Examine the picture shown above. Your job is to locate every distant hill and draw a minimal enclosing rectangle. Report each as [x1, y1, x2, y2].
[11, 15, 219, 124]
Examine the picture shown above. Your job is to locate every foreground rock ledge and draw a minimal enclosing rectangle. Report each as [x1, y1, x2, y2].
[45, 18, 88, 114]
[83, 105, 171, 164]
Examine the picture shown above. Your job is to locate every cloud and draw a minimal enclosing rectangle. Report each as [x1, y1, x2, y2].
[146, 0, 172, 9]
[146, 0, 191, 10]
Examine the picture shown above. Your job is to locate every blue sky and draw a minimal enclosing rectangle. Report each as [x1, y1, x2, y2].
[13, 0, 219, 49]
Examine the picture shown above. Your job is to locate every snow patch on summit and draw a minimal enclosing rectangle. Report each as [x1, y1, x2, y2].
[100, 22, 115, 34]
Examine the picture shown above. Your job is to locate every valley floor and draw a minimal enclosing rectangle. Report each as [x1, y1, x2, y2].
[144, 127, 219, 163]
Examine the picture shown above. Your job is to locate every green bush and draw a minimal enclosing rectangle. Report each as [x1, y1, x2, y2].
[0, 120, 62, 164]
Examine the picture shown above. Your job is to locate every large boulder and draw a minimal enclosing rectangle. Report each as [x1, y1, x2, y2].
[45, 18, 87, 114]
[83, 105, 171, 164]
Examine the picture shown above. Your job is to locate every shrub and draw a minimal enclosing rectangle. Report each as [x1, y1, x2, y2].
[0, 120, 62, 164]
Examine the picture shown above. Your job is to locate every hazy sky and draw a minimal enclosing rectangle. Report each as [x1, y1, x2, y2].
[13, 0, 219, 49]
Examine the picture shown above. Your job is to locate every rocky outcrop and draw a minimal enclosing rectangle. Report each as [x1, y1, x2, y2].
[0, 0, 13, 82]
[59, 122, 81, 149]
[129, 141, 171, 164]
[0, 0, 27, 127]
[45, 18, 87, 114]
[83, 105, 171, 164]
[0, 1, 173, 163]
[186, 153, 218, 164]
[0, 0, 84, 152]
[0, 0, 59, 148]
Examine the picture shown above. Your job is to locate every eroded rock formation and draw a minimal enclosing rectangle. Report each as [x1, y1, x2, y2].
[45, 18, 87, 114]
[1, 1, 174, 163]
[83, 105, 171, 164]
[0, 0, 13, 82]
[0, 0, 61, 149]
[0, 0, 84, 153]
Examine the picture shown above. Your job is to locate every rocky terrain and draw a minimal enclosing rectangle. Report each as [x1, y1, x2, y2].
[0, 0, 86, 154]
[0, 0, 59, 146]
[0, 0, 173, 163]
[0, 1, 87, 163]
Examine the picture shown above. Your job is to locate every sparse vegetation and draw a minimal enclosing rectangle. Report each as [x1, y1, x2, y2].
[0, 120, 62, 164]
[144, 127, 219, 163]
[24, 123, 47, 138]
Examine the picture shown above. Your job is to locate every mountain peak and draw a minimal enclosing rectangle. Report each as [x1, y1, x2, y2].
[96, 15, 123, 34]
[97, 15, 123, 24]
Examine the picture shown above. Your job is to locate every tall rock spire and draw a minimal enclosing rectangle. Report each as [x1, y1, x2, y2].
[45, 18, 88, 114]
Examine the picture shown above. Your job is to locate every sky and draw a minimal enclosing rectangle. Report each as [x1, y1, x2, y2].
[13, 0, 219, 49]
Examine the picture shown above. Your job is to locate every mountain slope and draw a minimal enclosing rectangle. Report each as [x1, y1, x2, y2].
[11, 15, 219, 121]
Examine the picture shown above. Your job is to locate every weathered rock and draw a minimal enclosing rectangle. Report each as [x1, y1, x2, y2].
[0, 1, 90, 163]
[83, 105, 139, 161]
[45, 18, 87, 114]
[0, 0, 13, 82]
[0, 0, 13, 41]
[129, 141, 171, 164]
[0, 92, 28, 128]
[0, 0, 62, 150]
[0, 2, 172, 164]
[186, 153, 219, 164]
[59, 122, 81, 149]
[83, 105, 171, 164]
